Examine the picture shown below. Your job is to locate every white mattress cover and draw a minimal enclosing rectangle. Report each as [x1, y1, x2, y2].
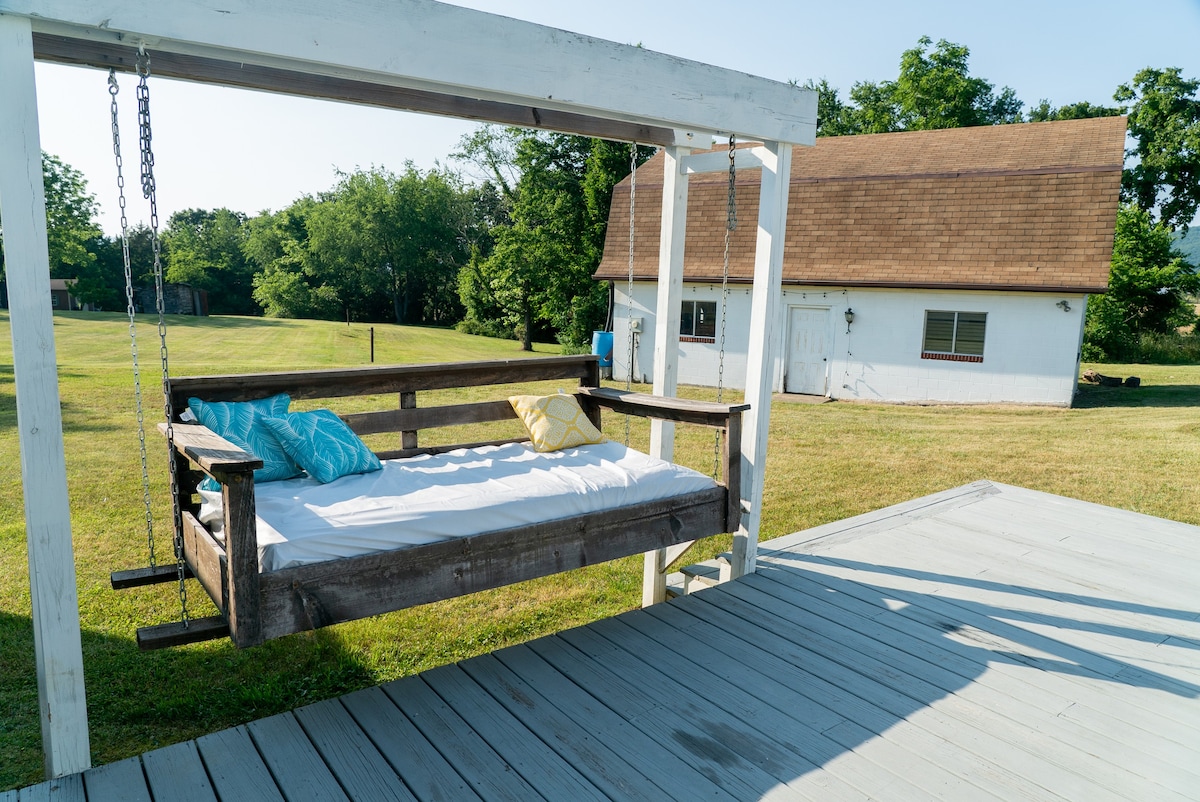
[199, 440, 718, 572]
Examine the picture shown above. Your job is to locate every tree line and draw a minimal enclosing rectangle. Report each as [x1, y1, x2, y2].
[2, 36, 1197, 360]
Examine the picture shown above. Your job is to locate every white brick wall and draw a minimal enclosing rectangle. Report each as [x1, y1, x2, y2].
[612, 283, 1088, 406]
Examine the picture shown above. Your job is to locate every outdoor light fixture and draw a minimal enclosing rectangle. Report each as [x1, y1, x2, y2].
[1056, 300, 1071, 312]
[844, 307, 855, 333]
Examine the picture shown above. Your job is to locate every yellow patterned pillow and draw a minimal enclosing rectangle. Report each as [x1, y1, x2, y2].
[509, 393, 605, 452]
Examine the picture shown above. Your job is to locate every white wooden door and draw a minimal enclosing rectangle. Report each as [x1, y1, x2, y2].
[785, 307, 830, 395]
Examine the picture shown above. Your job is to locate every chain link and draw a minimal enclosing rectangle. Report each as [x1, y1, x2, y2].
[624, 141, 638, 446]
[136, 51, 189, 627]
[110, 69, 158, 570]
[714, 134, 736, 478]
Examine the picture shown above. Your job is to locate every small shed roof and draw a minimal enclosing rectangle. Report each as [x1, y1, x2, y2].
[595, 117, 1127, 293]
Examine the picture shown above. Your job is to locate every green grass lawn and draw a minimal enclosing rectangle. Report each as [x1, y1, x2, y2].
[1, 311, 1198, 789]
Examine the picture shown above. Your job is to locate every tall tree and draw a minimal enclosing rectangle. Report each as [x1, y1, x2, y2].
[1116, 67, 1200, 232]
[303, 165, 471, 325]
[818, 37, 1024, 136]
[0, 152, 102, 284]
[455, 129, 649, 350]
[1084, 204, 1200, 359]
[246, 197, 341, 320]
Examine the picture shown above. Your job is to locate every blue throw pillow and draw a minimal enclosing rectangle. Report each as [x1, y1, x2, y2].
[260, 409, 382, 484]
[188, 393, 303, 485]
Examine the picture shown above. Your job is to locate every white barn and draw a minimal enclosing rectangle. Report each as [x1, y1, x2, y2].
[597, 117, 1127, 406]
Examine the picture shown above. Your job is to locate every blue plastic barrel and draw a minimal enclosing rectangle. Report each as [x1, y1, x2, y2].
[591, 330, 614, 367]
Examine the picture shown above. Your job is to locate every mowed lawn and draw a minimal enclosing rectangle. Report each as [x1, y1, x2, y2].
[1, 310, 1197, 789]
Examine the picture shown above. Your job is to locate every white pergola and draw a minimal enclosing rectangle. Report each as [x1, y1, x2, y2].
[0, 0, 815, 778]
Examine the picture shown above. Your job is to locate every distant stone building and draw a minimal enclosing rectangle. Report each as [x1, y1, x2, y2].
[135, 284, 209, 316]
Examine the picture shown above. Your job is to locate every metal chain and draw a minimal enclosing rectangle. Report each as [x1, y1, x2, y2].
[137, 51, 189, 626]
[624, 141, 637, 446]
[110, 69, 158, 569]
[714, 134, 737, 478]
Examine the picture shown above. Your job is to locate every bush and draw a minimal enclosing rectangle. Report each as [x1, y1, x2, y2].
[1132, 330, 1200, 364]
[1084, 329, 1200, 364]
[455, 315, 516, 340]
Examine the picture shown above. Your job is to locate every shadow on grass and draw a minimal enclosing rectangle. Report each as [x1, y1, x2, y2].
[0, 608, 377, 792]
[1074, 382, 1200, 408]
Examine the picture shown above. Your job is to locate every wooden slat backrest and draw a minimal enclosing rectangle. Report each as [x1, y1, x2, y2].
[169, 355, 602, 447]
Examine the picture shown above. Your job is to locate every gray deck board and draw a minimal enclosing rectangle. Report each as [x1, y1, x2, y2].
[141, 741, 217, 802]
[245, 712, 350, 802]
[668, 582, 1158, 802]
[11, 481, 1199, 801]
[752, 558, 1200, 752]
[583, 611, 1003, 801]
[81, 757, 150, 802]
[292, 698, 415, 802]
[194, 726, 285, 802]
[735, 568, 1200, 784]
[340, 687, 482, 802]
[486, 643, 742, 801]
[419, 664, 606, 801]
[523, 633, 819, 801]
[458, 652, 680, 801]
[380, 675, 544, 802]
[15, 775, 83, 801]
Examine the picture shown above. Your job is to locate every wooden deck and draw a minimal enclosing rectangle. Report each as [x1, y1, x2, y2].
[8, 480, 1199, 801]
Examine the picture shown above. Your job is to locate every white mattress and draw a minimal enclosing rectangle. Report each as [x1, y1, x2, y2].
[199, 440, 718, 572]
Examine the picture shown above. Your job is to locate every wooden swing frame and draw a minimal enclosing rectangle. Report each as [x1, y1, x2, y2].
[125, 354, 746, 649]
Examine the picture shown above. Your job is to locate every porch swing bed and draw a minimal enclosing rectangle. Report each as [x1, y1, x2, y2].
[144, 354, 746, 649]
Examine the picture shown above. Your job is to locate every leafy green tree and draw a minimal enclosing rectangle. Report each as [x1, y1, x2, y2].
[803, 79, 859, 137]
[302, 165, 470, 325]
[1085, 204, 1200, 359]
[819, 37, 1023, 136]
[1116, 67, 1200, 232]
[0, 152, 102, 287]
[1027, 99, 1122, 122]
[455, 129, 650, 350]
[162, 208, 258, 315]
[246, 197, 342, 320]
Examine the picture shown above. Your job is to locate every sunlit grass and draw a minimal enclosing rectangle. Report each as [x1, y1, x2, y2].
[1, 311, 1197, 788]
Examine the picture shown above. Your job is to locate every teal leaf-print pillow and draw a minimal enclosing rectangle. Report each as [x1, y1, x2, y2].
[261, 409, 382, 484]
[188, 393, 302, 485]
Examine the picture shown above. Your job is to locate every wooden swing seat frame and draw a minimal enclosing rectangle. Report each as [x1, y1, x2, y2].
[128, 354, 746, 649]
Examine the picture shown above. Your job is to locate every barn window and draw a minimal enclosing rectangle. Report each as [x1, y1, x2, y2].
[680, 300, 717, 342]
[922, 310, 986, 362]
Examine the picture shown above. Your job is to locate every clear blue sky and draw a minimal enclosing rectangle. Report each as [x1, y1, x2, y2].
[30, 0, 1200, 234]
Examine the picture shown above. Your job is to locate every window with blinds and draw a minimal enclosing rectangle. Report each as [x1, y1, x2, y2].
[922, 310, 986, 361]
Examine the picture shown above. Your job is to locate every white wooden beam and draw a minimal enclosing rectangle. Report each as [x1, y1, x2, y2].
[680, 145, 772, 175]
[1, 0, 817, 145]
[731, 141, 793, 580]
[643, 145, 690, 607]
[0, 12, 91, 778]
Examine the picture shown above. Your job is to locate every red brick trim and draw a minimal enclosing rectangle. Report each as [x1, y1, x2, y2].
[680, 336, 716, 344]
[921, 352, 983, 363]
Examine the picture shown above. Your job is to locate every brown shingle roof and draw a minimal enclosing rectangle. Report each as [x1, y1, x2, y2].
[594, 117, 1127, 292]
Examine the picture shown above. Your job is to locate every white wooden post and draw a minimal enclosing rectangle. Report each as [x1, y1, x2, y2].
[642, 144, 690, 606]
[0, 12, 91, 778]
[730, 141, 792, 580]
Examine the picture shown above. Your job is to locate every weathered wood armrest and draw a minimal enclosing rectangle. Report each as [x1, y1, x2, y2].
[157, 422, 262, 479]
[577, 386, 750, 428]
